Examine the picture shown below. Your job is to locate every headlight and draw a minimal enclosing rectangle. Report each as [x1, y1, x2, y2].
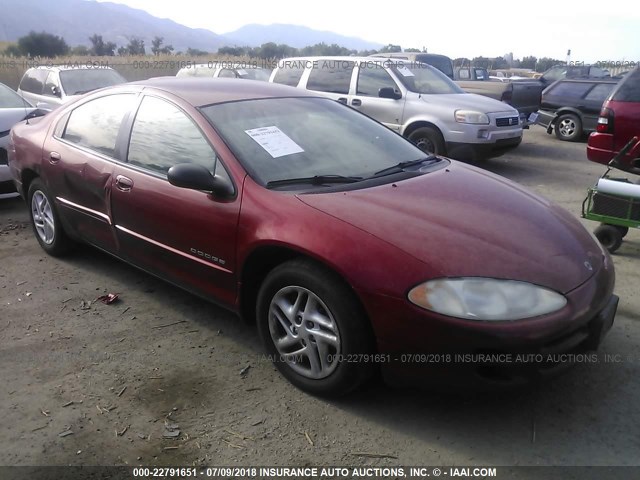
[408, 278, 567, 321]
[454, 110, 489, 125]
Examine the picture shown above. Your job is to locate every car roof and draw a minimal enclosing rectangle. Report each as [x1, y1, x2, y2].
[129, 77, 320, 106]
[279, 56, 414, 64]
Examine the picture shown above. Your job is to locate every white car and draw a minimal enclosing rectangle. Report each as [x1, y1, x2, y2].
[176, 63, 271, 81]
[17, 65, 126, 111]
[0, 82, 43, 198]
[270, 57, 523, 160]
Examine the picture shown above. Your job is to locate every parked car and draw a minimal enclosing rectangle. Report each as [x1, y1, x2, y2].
[0, 82, 46, 198]
[587, 67, 640, 173]
[270, 57, 523, 160]
[541, 65, 611, 83]
[8, 78, 617, 395]
[534, 78, 619, 141]
[17, 65, 126, 110]
[370, 52, 454, 79]
[454, 66, 544, 123]
[176, 63, 271, 81]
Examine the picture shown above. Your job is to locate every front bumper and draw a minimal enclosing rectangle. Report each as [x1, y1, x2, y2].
[360, 258, 616, 388]
[446, 135, 522, 160]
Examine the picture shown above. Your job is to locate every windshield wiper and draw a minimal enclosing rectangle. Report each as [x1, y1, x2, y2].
[266, 175, 363, 189]
[370, 155, 440, 178]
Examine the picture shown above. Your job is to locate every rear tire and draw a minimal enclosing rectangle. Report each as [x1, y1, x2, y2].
[27, 179, 75, 256]
[594, 224, 623, 253]
[257, 259, 375, 397]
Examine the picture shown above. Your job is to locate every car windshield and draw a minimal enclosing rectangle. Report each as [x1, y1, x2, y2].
[202, 97, 439, 187]
[0, 82, 31, 108]
[59, 69, 126, 95]
[388, 62, 464, 94]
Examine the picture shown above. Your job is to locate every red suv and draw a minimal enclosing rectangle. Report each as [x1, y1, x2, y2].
[587, 67, 640, 173]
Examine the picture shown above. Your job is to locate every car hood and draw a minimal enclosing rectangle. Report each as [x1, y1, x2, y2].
[419, 93, 517, 114]
[296, 162, 603, 294]
[0, 108, 37, 132]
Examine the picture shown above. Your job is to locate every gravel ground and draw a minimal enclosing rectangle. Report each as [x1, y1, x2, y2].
[1, 127, 639, 472]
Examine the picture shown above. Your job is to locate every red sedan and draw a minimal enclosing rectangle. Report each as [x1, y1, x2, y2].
[8, 78, 617, 396]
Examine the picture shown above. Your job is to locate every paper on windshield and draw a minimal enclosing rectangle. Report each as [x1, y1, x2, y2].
[245, 126, 304, 158]
[237, 69, 249, 76]
[396, 66, 415, 77]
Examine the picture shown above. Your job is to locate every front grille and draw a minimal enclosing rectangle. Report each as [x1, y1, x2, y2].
[496, 116, 519, 127]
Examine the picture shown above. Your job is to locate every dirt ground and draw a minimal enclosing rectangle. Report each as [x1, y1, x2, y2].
[1, 128, 639, 472]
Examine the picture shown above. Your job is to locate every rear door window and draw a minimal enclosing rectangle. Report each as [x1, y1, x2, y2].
[611, 69, 640, 102]
[272, 64, 305, 87]
[306, 61, 355, 94]
[584, 83, 615, 102]
[62, 94, 134, 158]
[547, 82, 593, 99]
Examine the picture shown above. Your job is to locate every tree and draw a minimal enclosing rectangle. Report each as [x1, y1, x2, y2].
[151, 36, 174, 55]
[120, 37, 145, 55]
[490, 56, 509, 69]
[299, 42, 354, 56]
[3, 44, 22, 57]
[218, 46, 247, 56]
[255, 42, 296, 59]
[404, 47, 421, 52]
[378, 44, 402, 53]
[16, 31, 69, 57]
[536, 57, 563, 73]
[89, 34, 116, 56]
[454, 57, 471, 67]
[471, 56, 490, 68]
[520, 56, 537, 70]
[186, 47, 208, 56]
[70, 45, 90, 56]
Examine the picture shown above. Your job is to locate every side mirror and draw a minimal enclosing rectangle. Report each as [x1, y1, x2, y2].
[51, 86, 61, 97]
[168, 163, 235, 199]
[378, 87, 402, 100]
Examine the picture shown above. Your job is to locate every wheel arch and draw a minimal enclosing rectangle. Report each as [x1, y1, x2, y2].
[20, 168, 39, 199]
[403, 120, 444, 139]
[238, 245, 369, 329]
[554, 108, 584, 121]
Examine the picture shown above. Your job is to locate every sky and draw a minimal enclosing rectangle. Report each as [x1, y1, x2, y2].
[97, 0, 640, 64]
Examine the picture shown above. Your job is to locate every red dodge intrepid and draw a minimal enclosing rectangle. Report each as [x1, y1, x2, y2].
[8, 78, 617, 396]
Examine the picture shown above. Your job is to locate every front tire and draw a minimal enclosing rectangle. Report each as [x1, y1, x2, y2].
[408, 126, 446, 155]
[554, 113, 582, 141]
[27, 179, 75, 256]
[257, 259, 374, 397]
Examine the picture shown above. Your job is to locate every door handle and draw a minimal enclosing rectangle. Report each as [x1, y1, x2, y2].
[337, 97, 347, 104]
[49, 151, 61, 164]
[351, 99, 362, 106]
[115, 175, 134, 192]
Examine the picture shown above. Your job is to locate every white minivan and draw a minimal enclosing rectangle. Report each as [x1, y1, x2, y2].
[270, 57, 523, 160]
[17, 65, 126, 111]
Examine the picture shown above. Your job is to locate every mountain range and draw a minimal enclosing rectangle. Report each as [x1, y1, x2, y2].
[0, 0, 382, 53]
